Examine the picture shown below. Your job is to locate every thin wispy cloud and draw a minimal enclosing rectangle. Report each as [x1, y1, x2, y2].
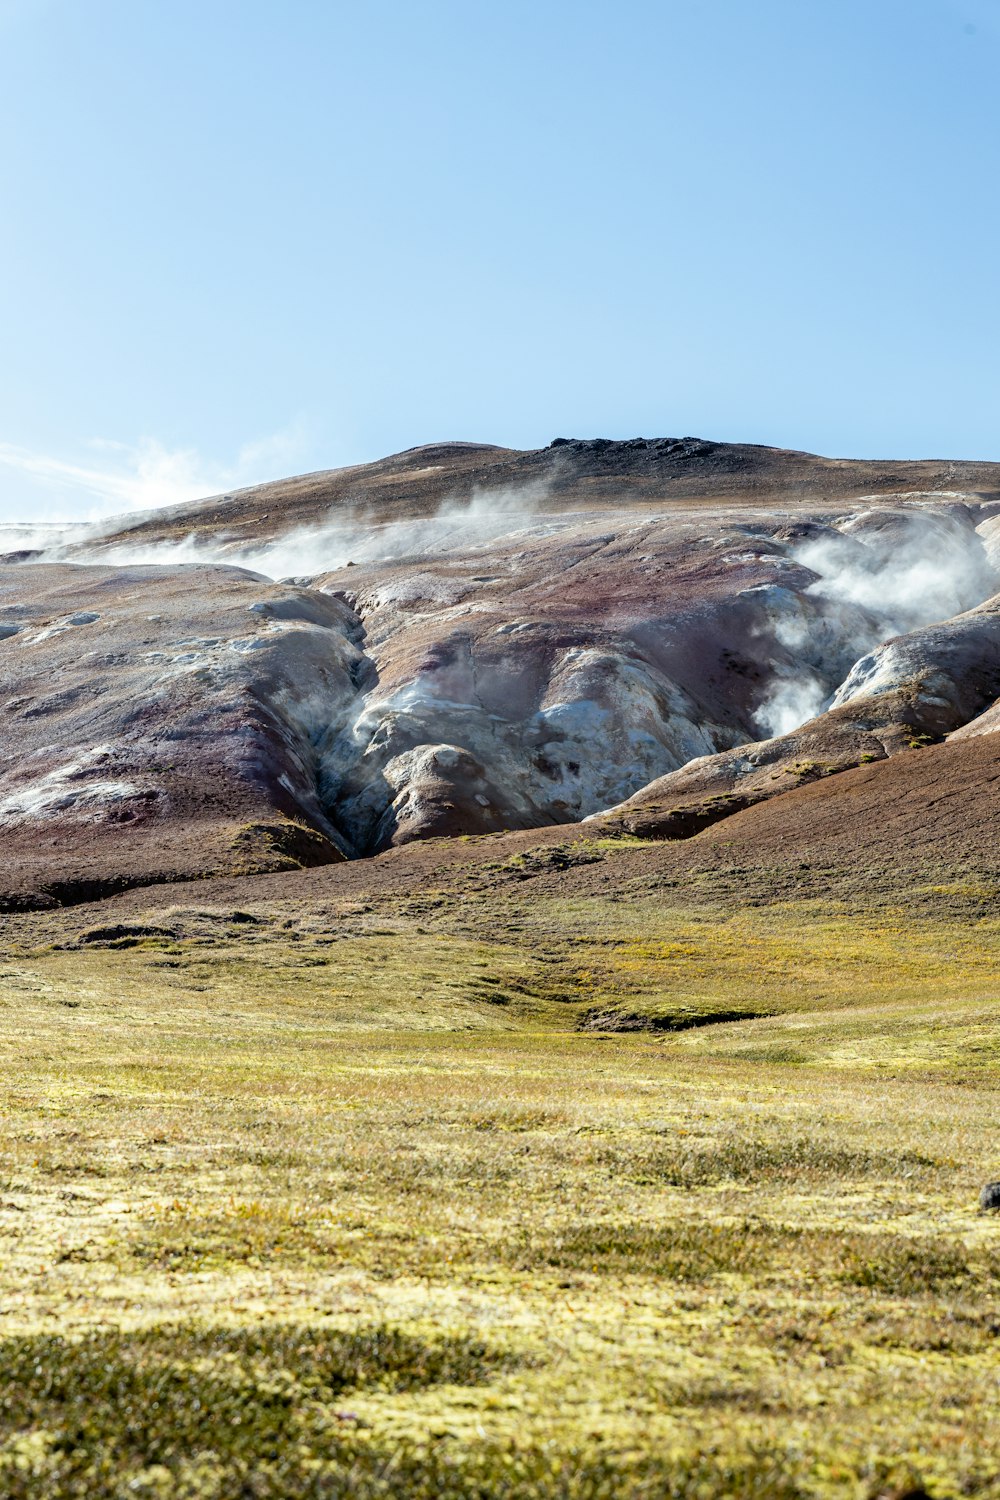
[0, 422, 313, 523]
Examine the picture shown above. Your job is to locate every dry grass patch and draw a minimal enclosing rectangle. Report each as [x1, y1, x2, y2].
[0, 894, 999, 1495]
[0, 1323, 528, 1499]
[626, 1134, 939, 1188]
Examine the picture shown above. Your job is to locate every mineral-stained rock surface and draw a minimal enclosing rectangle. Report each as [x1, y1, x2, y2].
[4, 435, 1000, 903]
[0, 563, 363, 903]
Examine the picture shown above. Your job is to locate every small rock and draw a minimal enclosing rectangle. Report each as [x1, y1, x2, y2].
[980, 1181, 1000, 1211]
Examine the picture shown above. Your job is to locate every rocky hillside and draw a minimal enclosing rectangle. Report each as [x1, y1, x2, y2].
[74, 435, 1000, 547]
[3, 436, 1000, 905]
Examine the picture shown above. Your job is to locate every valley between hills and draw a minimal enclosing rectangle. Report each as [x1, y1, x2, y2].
[0, 437, 999, 1497]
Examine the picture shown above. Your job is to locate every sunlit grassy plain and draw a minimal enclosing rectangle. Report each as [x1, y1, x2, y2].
[0, 844, 999, 1496]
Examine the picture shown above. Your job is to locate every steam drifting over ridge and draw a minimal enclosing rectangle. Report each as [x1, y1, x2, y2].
[753, 502, 998, 737]
[4, 437, 1000, 871]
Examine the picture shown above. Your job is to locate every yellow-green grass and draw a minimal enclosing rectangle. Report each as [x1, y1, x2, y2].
[0, 897, 998, 1496]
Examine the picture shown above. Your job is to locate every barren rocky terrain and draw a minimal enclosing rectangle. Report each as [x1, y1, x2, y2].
[2, 435, 1000, 905]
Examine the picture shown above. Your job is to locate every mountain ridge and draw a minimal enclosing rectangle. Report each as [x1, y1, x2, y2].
[2, 434, 1000, 908]
[88, 435, 1000, 550]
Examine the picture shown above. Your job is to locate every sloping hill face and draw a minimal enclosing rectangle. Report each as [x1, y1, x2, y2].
[0, 564, 363, 905]
[72, 435, 1000, 550]
[686, 729, 1000, 878]
[4, 436, 1000, 903]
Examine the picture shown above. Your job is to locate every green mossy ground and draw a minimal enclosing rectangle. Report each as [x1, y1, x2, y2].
[0, 848, 999, 1496]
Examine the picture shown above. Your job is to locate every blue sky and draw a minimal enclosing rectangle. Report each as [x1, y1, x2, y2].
[1, 0, 998, 520]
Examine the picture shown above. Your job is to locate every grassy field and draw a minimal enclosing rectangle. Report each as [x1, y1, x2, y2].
[0, 868, 999, 1496]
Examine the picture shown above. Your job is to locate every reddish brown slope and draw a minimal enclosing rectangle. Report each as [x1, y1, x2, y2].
[90, 437, 1000, 550]
[685, 731, 1000, 874]
[8, 729, 999, 931]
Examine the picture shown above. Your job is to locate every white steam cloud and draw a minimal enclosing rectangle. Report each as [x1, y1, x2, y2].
[753, 506, 999, 739]
[799, 513, 995, 636]
[753, 668, 828, 740]
[39, 477, 566, 579]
